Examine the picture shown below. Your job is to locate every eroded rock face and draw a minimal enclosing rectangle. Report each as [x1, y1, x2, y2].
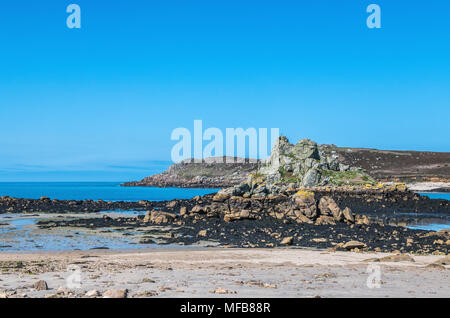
[255, 136, 373, 190]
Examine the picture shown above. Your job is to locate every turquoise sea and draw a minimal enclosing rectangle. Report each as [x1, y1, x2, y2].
[419, 192, 450, 201]
[0, 182, 219, 202]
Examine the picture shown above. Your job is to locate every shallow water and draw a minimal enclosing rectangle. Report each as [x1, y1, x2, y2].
[0, 213, 182, 252]
[407, 223, 449, 231]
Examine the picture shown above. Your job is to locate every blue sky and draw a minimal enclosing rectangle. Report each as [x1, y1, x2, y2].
[0, 1, 449, 181]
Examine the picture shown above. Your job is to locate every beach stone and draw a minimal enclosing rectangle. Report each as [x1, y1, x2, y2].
[179, 206, 187, 216]
[343, 241, 366, 250]
[197, 230, 208, 237]
[191, 205, 205, 214]
[56, 286, 69, 294]
[103, 289, 128, 298]
[85, 290, 100, 297]
[315, 215, 336, 226]
[295, 213, 314, 224]
[213, 193, 229, 202]
[342, 207, 354, 223]
[166, 200, 177, 208]
[143, 211, 176, 224]
[281, 237, 293, 245]
[34, 280, 48, 291]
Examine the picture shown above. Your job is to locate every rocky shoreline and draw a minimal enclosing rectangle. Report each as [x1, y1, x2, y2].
[18, 186, 447, 255]
[1, 137, 449, 256]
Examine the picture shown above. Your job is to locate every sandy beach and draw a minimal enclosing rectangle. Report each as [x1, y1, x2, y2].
[0, 248, 448, 298]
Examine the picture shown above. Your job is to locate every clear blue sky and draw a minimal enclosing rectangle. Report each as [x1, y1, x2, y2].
[0, 1, 449, 181]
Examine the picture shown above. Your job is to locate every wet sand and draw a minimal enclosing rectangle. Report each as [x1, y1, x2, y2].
[0, 248, 448, 298]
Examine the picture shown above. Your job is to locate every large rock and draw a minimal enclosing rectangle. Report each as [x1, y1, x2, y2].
[143, 211, 176, 224]
[257, 137, 325, 188]
[342, 207, 355, 223]
[302, 169, 321, 187]
[318, 196, 342, 221]
[343, 241, 367, 250]
[292, 191, 317, 219]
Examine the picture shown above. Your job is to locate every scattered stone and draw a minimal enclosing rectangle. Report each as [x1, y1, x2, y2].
[85, 290, 100, 297]
[211, 287, 236, 294]
[281, 237, 293, 245]
[103, 289, 128, 298]
[33, 280, 48, 291]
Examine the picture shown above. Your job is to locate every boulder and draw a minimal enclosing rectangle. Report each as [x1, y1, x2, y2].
[302, 169, 321, 187]
[190, 205, 206, 214]
[318, 196, 342, 220]
[179, 206, 187, 216]
[343, 241, 366, 250]
[34, 280, 48, 291]
[342, 207, 354, 223]
[143, 211, 176, 224]
[315, 215, 336, 226]
[281, 237, 293, 245]
[213, 193, 229, 202]
[293, 191, 317, 219]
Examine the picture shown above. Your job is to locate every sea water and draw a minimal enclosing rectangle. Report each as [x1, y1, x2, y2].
[0, 182, 219, 201]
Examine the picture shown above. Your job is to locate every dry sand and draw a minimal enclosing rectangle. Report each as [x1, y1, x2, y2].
[0, 248, 448, 298]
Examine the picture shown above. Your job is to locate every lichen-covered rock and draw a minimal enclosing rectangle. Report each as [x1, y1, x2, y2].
[293, 191, 317, 219]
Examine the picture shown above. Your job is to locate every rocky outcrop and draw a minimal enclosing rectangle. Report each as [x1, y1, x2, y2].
[178, 189, 358, 226]
[257, 136, 374, 188]
[122, 157, 257, 188]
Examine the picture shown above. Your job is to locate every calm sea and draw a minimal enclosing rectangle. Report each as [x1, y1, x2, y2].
[0, 182, 220, 202]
